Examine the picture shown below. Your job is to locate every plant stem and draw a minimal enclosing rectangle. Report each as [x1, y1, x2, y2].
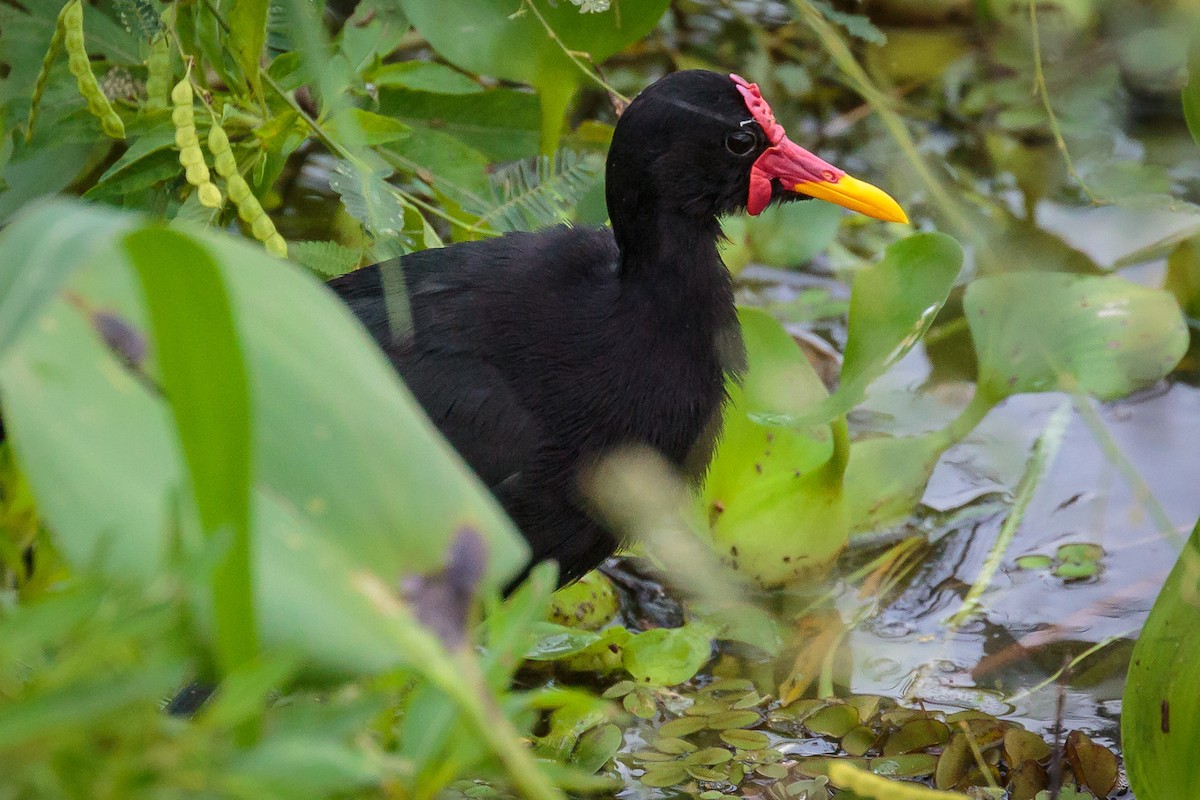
[945, 398, 1072, 628]
[790, 1, 976, 242]
[1027, 0, 1102, 205]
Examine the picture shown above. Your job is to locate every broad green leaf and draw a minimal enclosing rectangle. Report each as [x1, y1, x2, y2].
[702, 308, 847, 588]
[378, 88, 543, 162]
[622, 624, 712, 686]
[326, 109, 412, 147]
[792, 233, 962, 426]
[223, 0, 269, 99]
[395, 0, 669, 151]
[125, 227, 257, 677]
[842, 430, 956, 535]
[0, 201, 134, 356]
[1122, 519, 1200, 799]
[0, 202, 528, 679]
[965, 272, 1188, 402]
[372, 61, 481, 94]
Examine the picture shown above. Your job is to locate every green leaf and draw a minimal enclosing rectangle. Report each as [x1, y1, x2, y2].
[0, 201, 528, 680]
[469, 149, 604, 233]
[223, 0, 269, 98]
[378, 88, 544, 162]
[1123, 518, 1200, 798]
[965, 272, 1189, 402]
[372, 61, 481, 94]
[701, 308, 847, 588]
[622, 624, 712, 686]
[842, 430, 955, 535]
[1183, 36, 1200, 149]
[395, 0, 669, 152]
[125, 227, 258, 678]
[326, 108, 412, 147]
[288, 240, 363, 280]
[792, 233, 962, 426]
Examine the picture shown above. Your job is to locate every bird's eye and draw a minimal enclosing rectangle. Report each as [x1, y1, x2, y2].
[724, 130, 757, 156]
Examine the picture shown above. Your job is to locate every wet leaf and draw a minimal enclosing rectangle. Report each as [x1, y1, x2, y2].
[1065, 730, 1118, 797]
[719, 728, 770, 750]
[573, 723, 622, 773]
[780, 232, 963, 426]
[622, 688, 657, 719]
[869, 753, 938, 778]
[1004, 729, 1052, 765]
[966, 272, 1188, 402]
[659, 716, 708, 738]
[639, 762, 688, 788]
[705, 709, 761, 730]
[547, 570, 618, 631]
[841, 724, 877, 756]
[1015, 555, 1054, 571]
[805, 703, 860, 738]
[883, 718, 951, 756]
[622, 624, 712, 687]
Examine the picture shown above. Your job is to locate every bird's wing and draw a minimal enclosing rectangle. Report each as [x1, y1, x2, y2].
[328, 253, 545, 490]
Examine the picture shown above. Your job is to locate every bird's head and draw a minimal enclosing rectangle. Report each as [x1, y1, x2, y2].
[605, 70, 907, 228]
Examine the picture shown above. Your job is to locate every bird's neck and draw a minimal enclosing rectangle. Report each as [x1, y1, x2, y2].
[615, 211, 733, 314]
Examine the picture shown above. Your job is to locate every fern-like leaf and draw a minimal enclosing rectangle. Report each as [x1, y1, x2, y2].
[113, 0, 161, 39]
[472, 149, 604, 233]
[289, 240, 363, 279]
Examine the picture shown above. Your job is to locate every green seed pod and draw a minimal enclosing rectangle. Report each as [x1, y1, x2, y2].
[178, 146, 205, 168]
[61, 0, 82, 27]
[185, 163, 211, 186]
[174, 125, 197, 150]
[144, 35, 171, 111]
[265, 234, 288, 257]
[198, 182, 223, 209]
[250, 215, 275, 241]
[226, 174, 252, 204]
[206, 124, 240, 179]
[60, 0, 125, 139]
[236, 196, 261, 224]
[171, 77, 192, 107]
[25, 11, 65, 142]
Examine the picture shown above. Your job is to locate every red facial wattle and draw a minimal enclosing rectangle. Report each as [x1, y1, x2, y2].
[730, 74, 908, 223]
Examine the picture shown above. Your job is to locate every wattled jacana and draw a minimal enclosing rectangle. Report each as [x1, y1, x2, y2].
[330, 70, 907, 587]
[165, 70, 906, 716]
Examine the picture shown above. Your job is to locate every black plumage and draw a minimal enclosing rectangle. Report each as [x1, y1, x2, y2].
[329, 70, 905, 586]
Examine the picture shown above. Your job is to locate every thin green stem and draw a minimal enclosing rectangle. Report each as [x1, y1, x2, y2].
[1027, 0, 1102, 205]
[520, 0, 630, 105]
[1069, 392, 1185, 548]
[945, 398, 1072, 628]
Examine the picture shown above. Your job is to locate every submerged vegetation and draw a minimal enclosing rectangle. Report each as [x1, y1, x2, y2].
[0, 0, 1198, 798]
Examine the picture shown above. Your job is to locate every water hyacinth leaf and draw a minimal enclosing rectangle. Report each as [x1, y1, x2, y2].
[790, 233, 963, 426]
[395, 0, 669, 151]
[0, 202, 527, 679]
[842, 429, 956, 535]
[702, 308, 847, 588]
[622, 624, 712, 686]
[1122, 519, 1200, 799]
[965, 272, 1188, 402]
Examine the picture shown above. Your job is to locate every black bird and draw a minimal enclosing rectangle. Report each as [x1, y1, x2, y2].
[330, 70, 906, 587]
